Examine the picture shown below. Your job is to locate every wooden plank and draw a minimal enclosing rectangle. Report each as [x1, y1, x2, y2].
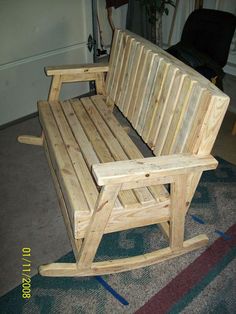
[114, 36, 136, 108]
[17, 135, 43, 146]
[170, 175, 187, 250]
[136, 55, 160, 135]
[161, 76, 194, 155]
[108, 31, 126, 102]
[38, 101, 91, 235]
[39, 234, 208, 276]
[48, 75, 62, 101]
[71, 99, 113, 163]
[131, 49, 156, 129]
[46, 63, 109, 76]
[146, 64, 178, 151]
[61, 100, 99, 169]
[121, 42, 144, 116]
[171, 84, 204, 154]
[80, 97, 141, 207]
[91, 95, 169, 203]
[142, 59, 169, 142]
[43, 139, 82, 256]
[71, 98, 138, 208]
[106, 29, 121, 94]
[153, 69, 183, 155]
[49, 101, 98, 212]
[126, 48, 150, 121]
[91, 95, 156, 205]
[193, 96, 229, 155]
[92, 154, 218, 186]
[77, 184, 121, 270]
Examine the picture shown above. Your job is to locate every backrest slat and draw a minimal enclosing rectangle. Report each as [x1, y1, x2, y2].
[106, 29, 229, 158]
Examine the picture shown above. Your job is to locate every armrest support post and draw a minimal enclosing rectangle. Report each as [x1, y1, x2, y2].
[46, 63, 108, 101]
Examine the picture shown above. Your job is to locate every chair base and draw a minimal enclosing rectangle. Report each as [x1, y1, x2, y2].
[39, 234, 208, 277]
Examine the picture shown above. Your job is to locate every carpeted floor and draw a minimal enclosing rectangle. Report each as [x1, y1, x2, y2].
[0, 157, 235, 313]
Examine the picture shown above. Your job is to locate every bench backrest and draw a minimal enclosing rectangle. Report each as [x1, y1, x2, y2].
[106, 29, 229, 157]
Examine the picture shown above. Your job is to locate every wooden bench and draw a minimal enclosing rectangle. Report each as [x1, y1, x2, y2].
[18, 29, 229, 277]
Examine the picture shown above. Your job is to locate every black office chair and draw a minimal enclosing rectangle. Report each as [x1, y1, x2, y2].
[167, 9, 236, 90]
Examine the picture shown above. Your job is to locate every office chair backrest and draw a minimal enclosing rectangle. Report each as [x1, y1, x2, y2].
[181, 9, 236, 67]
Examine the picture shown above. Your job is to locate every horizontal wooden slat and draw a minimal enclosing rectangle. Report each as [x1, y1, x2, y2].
[92, 154, 218, 186]
[38, 101, 91, 233]
[49, 101, 98, 211]
[91, 95, 169, 202]
[46, 63, 109, 76]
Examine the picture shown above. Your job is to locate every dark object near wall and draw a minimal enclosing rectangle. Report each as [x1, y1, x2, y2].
[167, 9, 236, 90]
[106, 0, 128, 9]
[126, 0, 154, 43]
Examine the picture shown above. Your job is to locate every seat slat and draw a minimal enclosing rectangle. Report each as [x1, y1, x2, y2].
[38, 101, 91, 229]
[61, 100, 99, 169]
[80, 97, 141, 208]
[49, 101, 98, 211]
[91, 95, 169, 203]
[71, 98, 139, 208]
[91, 95, 156, 205]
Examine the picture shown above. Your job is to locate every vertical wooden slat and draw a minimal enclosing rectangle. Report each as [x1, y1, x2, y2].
[106, 29, 121, 94]
[142, 59, 169, 142]
[153, 70, 183, 156]
[126, 48, 150, 122]
[146, 64, 178, 150]
[122, 43, 144, 117]
[117, 38, 139, 112]
[136, 54, 160, 135]
[171, 84, 204, 154]
[108, 32, 127, 102]
[114, 36, 135, 106]
[161, 76, 194, 155]
[131, 50, 156, 129]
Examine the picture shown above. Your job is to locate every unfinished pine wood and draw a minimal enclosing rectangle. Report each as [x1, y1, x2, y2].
[92, 154, 218, 186]
[17, 135, 43, 146]
[170, 175, 188, 250]
[77, 184, 121, 270]
[39, 234, 208, 276]
[20, 29, 231, 278]
[43, 140, 82, 262]
[48, 75, 62, 101]
[38, 101, 91, 236]
[46, 63, 109, 76]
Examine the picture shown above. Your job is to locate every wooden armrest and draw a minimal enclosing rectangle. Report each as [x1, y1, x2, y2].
[46, 63, 109, 76]
[92, 154, 218, 186]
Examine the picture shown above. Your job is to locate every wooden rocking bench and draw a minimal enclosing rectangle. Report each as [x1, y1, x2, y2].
[18, 30, 229, 277]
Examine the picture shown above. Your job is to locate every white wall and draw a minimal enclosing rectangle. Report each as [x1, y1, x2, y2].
[0, 0, 93, 126]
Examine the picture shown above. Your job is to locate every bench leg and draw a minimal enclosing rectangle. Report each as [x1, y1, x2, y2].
[39, 174, 208, 277]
